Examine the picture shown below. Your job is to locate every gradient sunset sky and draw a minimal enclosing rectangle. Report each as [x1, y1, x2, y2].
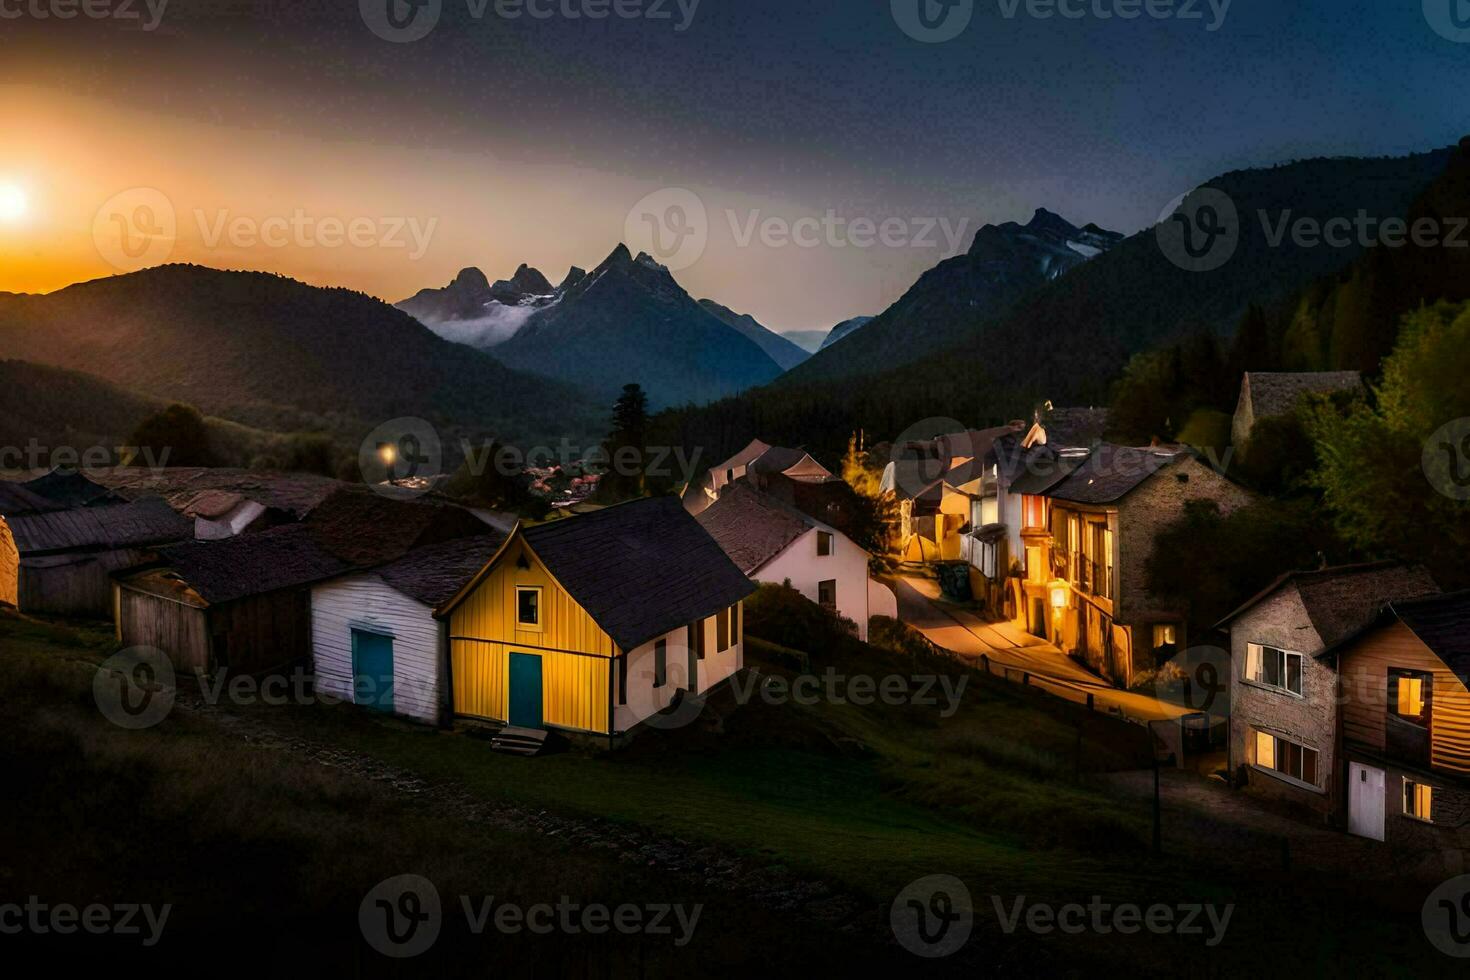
[0, 0, 1465, 331]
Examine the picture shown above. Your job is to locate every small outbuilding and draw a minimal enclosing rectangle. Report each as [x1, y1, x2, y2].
[311, 534, 507, 724]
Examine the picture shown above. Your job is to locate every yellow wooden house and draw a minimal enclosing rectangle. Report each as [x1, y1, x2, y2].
[436, 496, 755, 744]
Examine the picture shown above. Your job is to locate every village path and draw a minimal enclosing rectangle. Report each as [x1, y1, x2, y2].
[881, 573, 1191, 724]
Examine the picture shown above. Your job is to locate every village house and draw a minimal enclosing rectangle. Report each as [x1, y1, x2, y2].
[310, 534, 507, 724]
[436, 496, 754, 746]
[881, 425, 1020, 563]
[1007, 444, 1253, 687]
[1329, 591, 1470, 862]
[113, 488, 495, 675]
[683, 438, 835, 517]
[5, 495, 193, 618]
[1230, 371, 1363, 451]
[1216, 562, 1440, 821]
[695, 483, 894, 640]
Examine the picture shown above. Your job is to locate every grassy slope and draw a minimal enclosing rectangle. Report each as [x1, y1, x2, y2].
[0, 612, 1453, 975]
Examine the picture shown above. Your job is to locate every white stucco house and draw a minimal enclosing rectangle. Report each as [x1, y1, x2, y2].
[696, 483, 892, 639]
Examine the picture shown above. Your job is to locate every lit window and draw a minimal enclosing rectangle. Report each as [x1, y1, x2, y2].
[1246, 643, 1303, 696]
[1389, 669, 1432, 725]
[1253, 729, 1318, 786]
[1404, 780, 1434, 822]
[817, 531, 833, 556]
[515, 586, 542, 630]
[1153, 624, 1179, 653]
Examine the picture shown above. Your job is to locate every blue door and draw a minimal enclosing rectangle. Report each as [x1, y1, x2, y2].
[352, 629, 395, 714]
[508, 653, 543, 729]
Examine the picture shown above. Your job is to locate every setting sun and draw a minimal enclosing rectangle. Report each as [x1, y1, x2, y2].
[0, 183, 27, 223]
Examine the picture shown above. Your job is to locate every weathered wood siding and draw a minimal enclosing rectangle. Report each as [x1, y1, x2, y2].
[1340, 621, 1470, 775]
[311, 576, 442, 724]
[0, 517, 17, 608]
[211, 591, 312, 676]
[115, 581, 211, 673]
[21, 549, 146, 618]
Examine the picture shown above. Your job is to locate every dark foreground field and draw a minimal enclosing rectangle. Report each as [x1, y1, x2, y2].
[0, 609, 1459, 976]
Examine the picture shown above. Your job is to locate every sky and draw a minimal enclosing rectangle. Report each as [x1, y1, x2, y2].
[0, 0, 1465, 331]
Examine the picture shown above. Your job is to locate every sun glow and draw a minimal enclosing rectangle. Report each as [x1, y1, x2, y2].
[0, 184, 27, 223]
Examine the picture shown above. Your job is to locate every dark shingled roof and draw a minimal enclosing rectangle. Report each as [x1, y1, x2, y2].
[88, 467, 341, 518]
[1391, 591, 1470, 688]
[1043, 445, 1187, 504]
[1245, 372, 1363, 420]
[23, 469, 122, 508]
[374, 534, 509, 607]
[1006, 448, 1090, 497]
[0, 481, 58, 517]
[696, 483, 816, 575]
[148, 524, 349, 605]
[9, 497, 193, 555]
[301, 488, 492, 568]
[1216, 561, 1441, 651]
[522, 495, 755, 652]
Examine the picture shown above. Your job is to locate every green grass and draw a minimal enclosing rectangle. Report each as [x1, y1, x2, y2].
[0, 609, 1456, 976]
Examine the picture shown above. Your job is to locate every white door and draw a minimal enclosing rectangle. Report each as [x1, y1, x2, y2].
[1348, 763, 1385, 841]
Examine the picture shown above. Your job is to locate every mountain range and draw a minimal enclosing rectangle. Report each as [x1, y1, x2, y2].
[400, 245, 787, 409]
[0, 265, 602, 449]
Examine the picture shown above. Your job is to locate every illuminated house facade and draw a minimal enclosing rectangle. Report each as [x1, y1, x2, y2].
[1007, 445, 1252, 688]
[438, 497, 755, 744]
[1217, 562, 1440, 821]
[1328, 591, 1470, 859]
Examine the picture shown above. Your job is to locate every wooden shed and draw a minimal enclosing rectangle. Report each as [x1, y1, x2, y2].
[115, 487, 501, 675]
[6, 496, 192, 618]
